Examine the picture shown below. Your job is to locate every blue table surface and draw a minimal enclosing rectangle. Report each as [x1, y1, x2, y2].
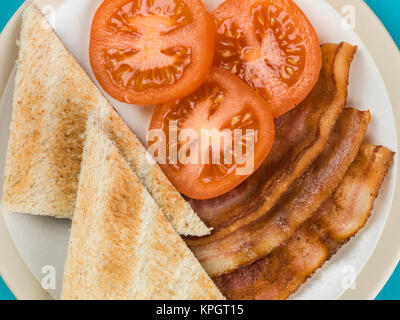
[0, 0, 399, 300]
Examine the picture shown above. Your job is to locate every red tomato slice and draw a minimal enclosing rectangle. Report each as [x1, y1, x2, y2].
[90, 0, 215, 106]
[213, 0, 322, 118]
[149, 68, 275, 199]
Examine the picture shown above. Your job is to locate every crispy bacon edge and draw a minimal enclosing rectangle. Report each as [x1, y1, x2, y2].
[214, 144, 394, 300]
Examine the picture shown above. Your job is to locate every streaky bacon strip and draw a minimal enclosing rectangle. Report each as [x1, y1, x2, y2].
[187, 42, 358, 246]
[190, 108, 370, 277]
[214, 144, 394, 300]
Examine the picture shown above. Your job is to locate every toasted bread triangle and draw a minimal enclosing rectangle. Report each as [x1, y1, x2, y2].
[2, 4, 210, 236]
[62, 117, 224, 300]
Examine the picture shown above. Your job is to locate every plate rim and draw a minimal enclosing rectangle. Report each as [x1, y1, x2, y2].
[330, 0, 400, 300]
[0, 0, 399, 300]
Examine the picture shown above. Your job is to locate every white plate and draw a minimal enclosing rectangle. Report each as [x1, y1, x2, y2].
[0, 0, 399, 300]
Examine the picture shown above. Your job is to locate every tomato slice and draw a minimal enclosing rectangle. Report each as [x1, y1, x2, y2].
[213, 0, 322, 118]
[149, 68, 275, 199]
[90, 0, 215, 106]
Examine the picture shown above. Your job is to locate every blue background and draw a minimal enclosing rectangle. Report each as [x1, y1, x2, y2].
[0, 0, 399, 300]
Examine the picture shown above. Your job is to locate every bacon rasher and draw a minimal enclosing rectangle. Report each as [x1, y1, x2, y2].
[187, 42, 357, 246]
[214, 144, 394, 300]
[190, 108, 370, 277]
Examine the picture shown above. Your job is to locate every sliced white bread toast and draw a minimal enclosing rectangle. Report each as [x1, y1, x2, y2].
[61, 118, 224, 300]
[2, 4, 210, 236]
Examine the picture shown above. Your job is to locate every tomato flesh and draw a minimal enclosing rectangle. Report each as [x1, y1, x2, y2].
[213, 0, 322, 118]
[149, 68, 275, 199]
[90, 0, 215, 106]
